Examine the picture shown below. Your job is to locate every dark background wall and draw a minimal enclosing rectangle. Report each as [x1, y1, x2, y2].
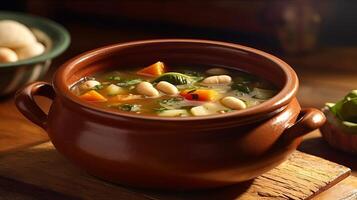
[2, 0, 357, 72]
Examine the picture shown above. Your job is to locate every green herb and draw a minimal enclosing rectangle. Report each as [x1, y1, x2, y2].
[119, 104, 141, 112]
[93, 85, 104, 90]
[231, 83, 251, 93]
[153, 72, 193, 85]
[182, 70, 204, 81]
[158, 97, 186, 110]
[107, 76, 121, 81]
[154, 107, 168, 113]
[158, 97, 183, 104]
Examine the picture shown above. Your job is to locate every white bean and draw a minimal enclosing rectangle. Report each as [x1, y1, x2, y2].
[221, 96, 246, 110]
[80, 80, 101, 90]
[158, 109, 188, 117]
[206, 68, 229, 75]
[202, 75, 232, 84]
[136, 81, 159, 97]
[15, 42, 45, 60]
[0, 47, 18, 63]
[0, 20, 37, 48]
[156, 81, 178, 95]
[106, 84, 124, 96]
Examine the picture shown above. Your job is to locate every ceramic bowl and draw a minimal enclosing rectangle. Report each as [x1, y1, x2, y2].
[15, 39, 325, 190]
[320, 108, 357, 154]
[0, 11, 70, 96]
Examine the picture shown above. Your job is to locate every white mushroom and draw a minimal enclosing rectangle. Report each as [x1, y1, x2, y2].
[221, 96, 246, 110]
[202, 75, 232, 84]
[15, 42, 45, 60]
[0, 20, 37, 48]
[156, 81, 179, 95]
[80, 80, 101, 90]
[136, 81, 159, 97]
[0, 47, 18, 63]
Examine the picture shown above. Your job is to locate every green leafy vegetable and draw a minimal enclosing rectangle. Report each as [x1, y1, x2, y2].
[153, 72, 193, 85]
[345, 90, 357, 99]
[231, 83, 251, 93]
[158, 97, 187, 110]
[155, 98, 187, 113]
[328, 90, 357, 123]
[93, 85, 104, 90]
[326, 90, 357, 134]
[182, 70, 204, 81]
[119, 104, 141, 112]
[154, 107, 168, 113]
[158, 97, 184, 106]
[107, 76, 121, 81]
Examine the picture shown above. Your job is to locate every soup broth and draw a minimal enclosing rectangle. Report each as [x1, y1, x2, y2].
[71, 62, 277, 117]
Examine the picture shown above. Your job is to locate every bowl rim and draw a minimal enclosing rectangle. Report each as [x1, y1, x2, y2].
[54, 39, 298, 121]
[0, 11, 70, 68]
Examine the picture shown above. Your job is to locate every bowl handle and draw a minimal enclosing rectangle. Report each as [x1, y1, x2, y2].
[281, 108, 326, 143]
[15, 82, 55, 130]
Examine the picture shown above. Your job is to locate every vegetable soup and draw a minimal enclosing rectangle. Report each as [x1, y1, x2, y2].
[71, 62, 278, 117]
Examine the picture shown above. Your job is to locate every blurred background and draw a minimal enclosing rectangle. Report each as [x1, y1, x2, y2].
[3, 0, 357, 109]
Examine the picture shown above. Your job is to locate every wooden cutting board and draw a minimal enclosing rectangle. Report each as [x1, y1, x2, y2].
[0, 142, 351, 200]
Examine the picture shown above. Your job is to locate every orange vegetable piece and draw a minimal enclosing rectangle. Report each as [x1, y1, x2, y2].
[79, 90, 107, 102]
[108, 94, 143, 102]
[137, 61, 165, 77]
[180, 89, 218, 101]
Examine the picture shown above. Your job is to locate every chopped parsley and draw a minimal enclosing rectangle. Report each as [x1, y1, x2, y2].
[119, 104, 141, 112]
[158, 97, 183, 104]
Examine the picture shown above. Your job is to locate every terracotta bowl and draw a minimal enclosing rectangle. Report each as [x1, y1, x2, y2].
[15, 39, 325, 190]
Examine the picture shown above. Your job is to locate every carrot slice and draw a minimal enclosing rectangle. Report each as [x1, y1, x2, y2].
[180, 89, 218, 101]
[79, 90, 107, 102]
[137, 61, 165, 77]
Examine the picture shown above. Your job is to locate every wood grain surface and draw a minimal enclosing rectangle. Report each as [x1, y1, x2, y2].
[0, 96, 49, 155]
[0, 142, 351, 200]
[313, 175, 357, 200]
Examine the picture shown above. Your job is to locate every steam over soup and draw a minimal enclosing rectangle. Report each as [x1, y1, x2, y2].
[71, 62, 277, 117]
